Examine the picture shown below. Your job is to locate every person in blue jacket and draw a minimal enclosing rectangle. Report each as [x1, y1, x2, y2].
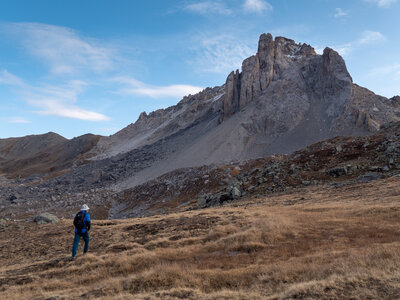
[71, 204, 91, 260]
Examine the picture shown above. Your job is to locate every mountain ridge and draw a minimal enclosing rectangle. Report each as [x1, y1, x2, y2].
[0, 132, 101, 178]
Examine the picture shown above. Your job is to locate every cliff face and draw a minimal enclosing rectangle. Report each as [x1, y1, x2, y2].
[222, 34, 318, 120]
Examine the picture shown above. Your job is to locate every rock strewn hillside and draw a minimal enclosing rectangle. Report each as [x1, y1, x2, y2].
[110, 121, 400, 218]
[2, 120, 399, 220]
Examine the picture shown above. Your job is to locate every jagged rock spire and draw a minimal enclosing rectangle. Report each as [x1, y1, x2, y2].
[221, 33, 351, 122]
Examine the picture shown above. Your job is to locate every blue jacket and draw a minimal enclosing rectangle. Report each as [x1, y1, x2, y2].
[74, 210, 91, 234]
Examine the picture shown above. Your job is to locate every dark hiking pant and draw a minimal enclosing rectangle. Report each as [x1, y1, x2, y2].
[72, 231, 89, 258]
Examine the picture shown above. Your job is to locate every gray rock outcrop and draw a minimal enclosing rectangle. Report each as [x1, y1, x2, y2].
[222, 34, 317, 120]
[221, 34, 398, 139]
[0, 219, 7, 227]
[32, 213, 60, 224]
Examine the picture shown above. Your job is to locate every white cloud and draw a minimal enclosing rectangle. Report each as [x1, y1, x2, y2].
[33, 99, 109, 121]
[243, 0, 273, 14]
[325, 30, 386, 57]
[184, 1, 232, 15]
[358, 30, 386, 45]
[0, 69, 25, 86]
[364, 0, 398, 7]
[8, 117, 31, 124]
[2, 23, 116, 75]
[334, 44, 353, 56]
[316, 44, 352, 57]
[111, 77, 203, 98]
[191, 35, 255, 74]
[334, 8, 348, 18]
[0, 70, 110, 121]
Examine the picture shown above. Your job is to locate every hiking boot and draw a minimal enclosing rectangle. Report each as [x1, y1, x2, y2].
[70, 257, 76, 261]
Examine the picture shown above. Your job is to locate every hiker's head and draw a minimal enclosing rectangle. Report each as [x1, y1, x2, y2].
[81, 204, 90, 211]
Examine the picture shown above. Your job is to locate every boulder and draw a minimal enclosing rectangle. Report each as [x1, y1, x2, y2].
[358, 172, 382, 183]
[0, 218, 7, 227]
[33, 213, 59, 224]
[8, 195, 17, 203]
[231, 187, 242, 198]
[328, 167, 347, 177]
[369, 166, 383, 172]
[199, 191, 233, 208]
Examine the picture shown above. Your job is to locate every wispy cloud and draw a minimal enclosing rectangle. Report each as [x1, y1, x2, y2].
[325, 30, 386, 57]
[30, 81, 110, 121]
[358, 30, 386, 44]
[334, 8, 348, 18]
[111, 77, 203, 98]
[0, 70, 110, 121]
[184, 1, 232, 15]
[332, 44, 353, 56]
[0, 69, 25, 86]
[190, 35, 255, 74]
[2, 22, 116, 75]
[364, 0, 398, 7]
[8, 117, 31, 124]
[243, 0, 273, 14]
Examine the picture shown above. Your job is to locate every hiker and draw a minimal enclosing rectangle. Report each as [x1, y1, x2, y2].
[71, 204, 91, 260]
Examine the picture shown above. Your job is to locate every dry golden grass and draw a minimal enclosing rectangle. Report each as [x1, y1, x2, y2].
[1, 177, 400, 299]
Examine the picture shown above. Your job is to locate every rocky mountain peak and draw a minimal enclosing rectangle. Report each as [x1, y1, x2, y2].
[258, 33, 316, 58]
[138, 111, 148, 121]
[390, 95, 400, 105]
[221, 33, 353, 121]
[222, 33, 320, 121]
[321, 47, 352, 83]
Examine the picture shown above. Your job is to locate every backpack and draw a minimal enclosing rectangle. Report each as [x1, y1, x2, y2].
[73, 211, 86, 231]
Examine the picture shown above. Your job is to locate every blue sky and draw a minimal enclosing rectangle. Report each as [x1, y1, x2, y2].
[0, 0, 399, 139]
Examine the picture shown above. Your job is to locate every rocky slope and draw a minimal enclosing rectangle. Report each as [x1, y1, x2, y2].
[1, 120, 399, 220]
[109, 121, 400, 218]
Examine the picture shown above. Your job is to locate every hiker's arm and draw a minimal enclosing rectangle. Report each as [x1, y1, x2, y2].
[86, 214, 91, 231]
